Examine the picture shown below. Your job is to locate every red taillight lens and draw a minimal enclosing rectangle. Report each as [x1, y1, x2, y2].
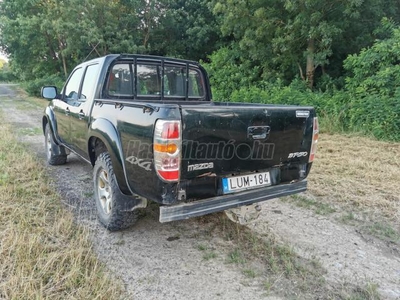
[157, 170, 180, 181]
[161, 122, 180, 139]
[309, 117, 319, 163]
[154, 120, 181, 182]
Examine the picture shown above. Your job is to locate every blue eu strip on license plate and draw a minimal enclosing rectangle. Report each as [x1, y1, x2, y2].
[222, 172, 271, 194]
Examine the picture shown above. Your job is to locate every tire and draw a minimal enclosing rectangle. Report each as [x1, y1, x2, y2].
[45, 123, 67, 165]
[93, 152, 138, 231]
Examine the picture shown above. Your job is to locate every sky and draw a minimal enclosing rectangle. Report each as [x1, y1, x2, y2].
[0, 51, 9, 62]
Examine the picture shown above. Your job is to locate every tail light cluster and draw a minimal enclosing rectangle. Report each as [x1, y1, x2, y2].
[309, 117, 319, 163]
[154, 120, 181, 182]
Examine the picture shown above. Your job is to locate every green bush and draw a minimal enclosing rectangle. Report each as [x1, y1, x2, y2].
[202, 46, 263, 101]
[225, 84, 350, 134]
[212, 78, 399, 141]
[207, 20, 400, 141]
[347, 93, 400, 140]
[0, 70, 16, 82]
[342, 19, 400, 141]
[22, 75, 65, 97]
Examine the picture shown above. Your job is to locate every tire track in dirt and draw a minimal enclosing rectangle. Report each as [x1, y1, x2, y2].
[256, 201, 400, 299]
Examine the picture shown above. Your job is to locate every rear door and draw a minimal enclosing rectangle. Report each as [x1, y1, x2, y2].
[180, 103, 314, 180]
[68, 63, 100, 158]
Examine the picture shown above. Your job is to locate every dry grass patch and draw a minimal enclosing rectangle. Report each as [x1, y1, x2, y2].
[307, 133, 400, 223]
[191, 213, 379, 299]
[195, 213, 330, 298]
[0, 125, 122, 299]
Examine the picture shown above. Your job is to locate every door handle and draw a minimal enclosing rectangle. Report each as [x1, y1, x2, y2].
[247, 126, 271, 140]
[65, 107, 70, 116]
[78, 111, 85, 120]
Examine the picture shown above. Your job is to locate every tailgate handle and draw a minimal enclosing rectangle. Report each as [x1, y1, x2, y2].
[247, 126, 270, 140]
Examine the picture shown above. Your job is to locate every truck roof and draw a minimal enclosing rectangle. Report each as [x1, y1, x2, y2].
[82, 54, 200, 67]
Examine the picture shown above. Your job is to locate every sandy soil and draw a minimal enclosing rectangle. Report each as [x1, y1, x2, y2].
[1, 84, 399, 299]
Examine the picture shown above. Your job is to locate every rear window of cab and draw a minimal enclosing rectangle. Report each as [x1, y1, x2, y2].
[106, 62, 205, 100]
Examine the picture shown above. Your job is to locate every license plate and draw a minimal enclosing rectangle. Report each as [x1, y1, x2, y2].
[222, 172, 271, 194]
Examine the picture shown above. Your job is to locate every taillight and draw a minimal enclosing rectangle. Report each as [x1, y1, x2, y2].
[154, 120, 181, 182]
[309, 117, 319, 163]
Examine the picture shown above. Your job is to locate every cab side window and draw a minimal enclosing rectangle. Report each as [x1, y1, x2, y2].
[188, 69, 204, 97]
[64, 67, 84, 104]
[163, 66, 205, 98]
[164, 66, 185, 97]
[137, 64, 161, 96]
[80, 64, 99, 102]
[108, 63, 133, 96]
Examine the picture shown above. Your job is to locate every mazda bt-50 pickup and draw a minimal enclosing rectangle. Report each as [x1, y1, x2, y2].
[41, 54, 319, 231]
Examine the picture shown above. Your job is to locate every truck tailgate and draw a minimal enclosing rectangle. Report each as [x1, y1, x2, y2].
[180, 102, 315, 191]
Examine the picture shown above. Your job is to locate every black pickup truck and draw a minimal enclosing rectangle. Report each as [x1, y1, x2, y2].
[41, 54, 319, 231]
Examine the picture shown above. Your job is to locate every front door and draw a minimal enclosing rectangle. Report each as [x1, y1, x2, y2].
[57, 67, 85, 147]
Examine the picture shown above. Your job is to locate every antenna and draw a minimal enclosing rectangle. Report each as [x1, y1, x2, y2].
[83, 42, 101, 62]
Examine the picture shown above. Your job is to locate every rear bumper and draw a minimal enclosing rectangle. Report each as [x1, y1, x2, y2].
[159, 180, 307, 222]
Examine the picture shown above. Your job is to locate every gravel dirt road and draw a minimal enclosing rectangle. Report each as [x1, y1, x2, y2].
[1, 84, 399, 299]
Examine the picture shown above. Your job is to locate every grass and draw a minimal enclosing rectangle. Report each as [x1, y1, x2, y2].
[296, 133, 400, 244]
[308, 133, 400, 221]
[196, 243, 207, 251]
[194, 213, 332, 298]
[341, 282, 381, 300]
[340, 211, 399, 242]
[17, 127, 42, 136]
[84, 191, 94, 198]
[203, 251, 218, 260]
[365, 222, 399, 241]
[0, 124, 122, 299]
[242, 269, 257, 278]
[281, 132, 400, 249]
[193, 212, 386, 299]
[285, 194, 336, 215]
[196, 243, 218, 260]
[340, 211, 357, 223]
[227, 248, 246, 264]
[3, 84, 48, 109]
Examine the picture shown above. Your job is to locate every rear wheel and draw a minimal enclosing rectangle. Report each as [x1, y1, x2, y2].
[93, 152, 138, 231]
[44, 123, 67, 165]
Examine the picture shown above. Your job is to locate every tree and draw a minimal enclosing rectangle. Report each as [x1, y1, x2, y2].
[150, 0, 221, 61]
[0, 0, 144, 82]
[342, 19, 400, 140]
[344, 19, 400, 98]
[212, 0, 400, 88]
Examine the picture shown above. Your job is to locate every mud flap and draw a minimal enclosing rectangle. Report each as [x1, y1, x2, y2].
[120, 195, 148, 212]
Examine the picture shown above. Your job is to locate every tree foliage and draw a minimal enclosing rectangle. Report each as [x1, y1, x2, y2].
[203, 46, 263, 100]
[344, 19, 400, 98]
[0, 0, 147, 82]
[0, 60, 15, 82]
[343, 19, 400, 140]
[0, 0, 220, 84]
[211, 0, 400, 89]
[150, 0, 221, 61]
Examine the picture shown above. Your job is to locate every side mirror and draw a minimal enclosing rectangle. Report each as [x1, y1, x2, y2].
[41, 86, 58, 100]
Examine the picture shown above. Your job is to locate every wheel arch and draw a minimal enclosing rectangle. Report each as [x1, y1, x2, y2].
[42, 107, 60, 144]
[88, 118, 131, 195]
